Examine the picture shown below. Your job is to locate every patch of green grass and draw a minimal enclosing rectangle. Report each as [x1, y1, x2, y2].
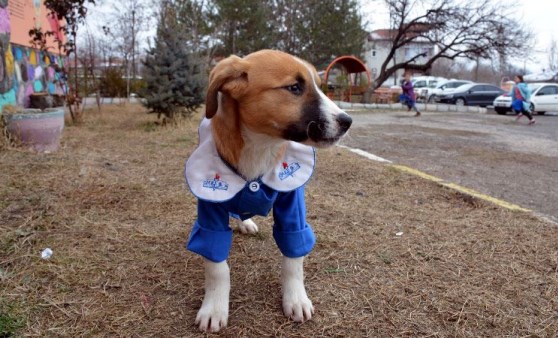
[0, 302, 25, 337]
[141, 121, 157, 132]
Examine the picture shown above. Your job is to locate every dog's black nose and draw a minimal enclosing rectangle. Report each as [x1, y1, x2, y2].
[336, 113, 352, 132]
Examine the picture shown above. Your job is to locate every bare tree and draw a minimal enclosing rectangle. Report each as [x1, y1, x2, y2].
[102, 0, 153, 99]
[431, 56, 524, 85]
[430, 58, 468, 79]
[372, 0, 533, 88]
[77, 28, 103, 111]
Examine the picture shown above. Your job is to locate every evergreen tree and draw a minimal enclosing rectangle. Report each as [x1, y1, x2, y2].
[290, 0, 366, 68]
[211, 0, 275, 56]
[209, 0, 366, 67]
[142, 0, 206, 119]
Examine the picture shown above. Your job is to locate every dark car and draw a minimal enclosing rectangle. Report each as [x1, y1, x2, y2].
[439, 83, 505, 107]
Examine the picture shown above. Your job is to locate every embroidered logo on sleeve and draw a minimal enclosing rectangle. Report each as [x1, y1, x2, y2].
[278, 161, 301, 180]
[203, 173, 229, 191]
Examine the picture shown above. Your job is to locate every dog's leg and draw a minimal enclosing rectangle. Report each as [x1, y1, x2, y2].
[195, 259, 230, 332]
[281, 256, 314, 322]
[234, 218, 259, 234]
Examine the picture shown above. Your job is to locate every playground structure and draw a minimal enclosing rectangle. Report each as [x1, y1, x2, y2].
[322, 56, 371, 102]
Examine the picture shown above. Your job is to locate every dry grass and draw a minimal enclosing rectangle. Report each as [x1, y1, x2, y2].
[1, 104, 557, 337]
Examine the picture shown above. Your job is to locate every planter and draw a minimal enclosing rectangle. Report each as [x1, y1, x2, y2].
[30, 93, 66, 110]
[3, 108, 65, 152]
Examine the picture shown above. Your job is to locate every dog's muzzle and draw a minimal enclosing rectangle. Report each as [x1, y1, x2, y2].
[307, 112, 352, 143]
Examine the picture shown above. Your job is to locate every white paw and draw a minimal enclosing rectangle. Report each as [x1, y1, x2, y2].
[282, 257, 313, 322]
[235, 218, 259, 234]
[195, 299, 229, 333]
[282, 282, 314, 322]
[195, 260, 230, 333]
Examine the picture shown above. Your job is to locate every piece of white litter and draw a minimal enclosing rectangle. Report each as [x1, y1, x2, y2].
[41, 248, 53, 259]
[395, 232, 404, 236]
[149, 177, 156, 182]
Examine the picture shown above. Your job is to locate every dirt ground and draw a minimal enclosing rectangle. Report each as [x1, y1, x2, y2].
[1, 105, 558, 337]
[343, 110, 558, 223]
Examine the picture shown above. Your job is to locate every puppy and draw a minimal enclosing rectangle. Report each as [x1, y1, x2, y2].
[184, 50, 352, 332]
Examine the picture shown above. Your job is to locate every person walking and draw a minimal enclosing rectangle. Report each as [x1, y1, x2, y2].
[400, 72, 421, 117]
[510, 75, 535, 125]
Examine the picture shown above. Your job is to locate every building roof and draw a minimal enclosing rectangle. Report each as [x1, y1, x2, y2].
[368, 29, 395, 41]
[368, 23, 433, 42]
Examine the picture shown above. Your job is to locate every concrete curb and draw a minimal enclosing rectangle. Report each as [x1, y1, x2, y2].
[334, 100, 488, 114]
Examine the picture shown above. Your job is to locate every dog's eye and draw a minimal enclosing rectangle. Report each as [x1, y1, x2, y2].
[285, 83, 303, 96]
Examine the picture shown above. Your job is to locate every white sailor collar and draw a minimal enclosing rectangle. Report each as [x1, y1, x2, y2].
[185, 118, 315, 202]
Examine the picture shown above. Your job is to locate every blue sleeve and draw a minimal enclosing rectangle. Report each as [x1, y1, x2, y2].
[519, 83, 531, 100]
[186, 199, 232, 262]
[272, 187, 316, 258]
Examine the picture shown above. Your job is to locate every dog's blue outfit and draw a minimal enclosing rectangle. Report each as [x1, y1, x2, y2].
[184, 119, 316, 263]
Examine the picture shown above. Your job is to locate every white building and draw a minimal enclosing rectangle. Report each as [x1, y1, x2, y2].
[363, 28, 436, 87]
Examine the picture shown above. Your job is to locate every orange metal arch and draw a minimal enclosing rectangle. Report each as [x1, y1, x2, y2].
[324, 55, 371, 102]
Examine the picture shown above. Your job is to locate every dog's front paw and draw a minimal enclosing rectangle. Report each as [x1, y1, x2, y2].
[235, 218, 259, 234]
[195, 297, 229, 332]
[196, 260, 230, 332]
[282, 282, 314, 322]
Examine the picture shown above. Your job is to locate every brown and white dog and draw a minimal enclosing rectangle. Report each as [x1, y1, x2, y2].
[186, 50, 351, 332]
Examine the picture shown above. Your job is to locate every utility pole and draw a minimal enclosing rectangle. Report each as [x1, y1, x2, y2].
[132, 9, 136, 80]
[127, 9, 136, 102]
[475, 54, 480, 82]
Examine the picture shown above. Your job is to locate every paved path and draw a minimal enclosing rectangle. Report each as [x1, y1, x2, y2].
[340, 109, 558, 222]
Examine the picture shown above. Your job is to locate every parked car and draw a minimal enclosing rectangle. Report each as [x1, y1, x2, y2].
[411, 76, 446, 101]
[492, 83, 558, 115]
[438, 83, 505, 107]
[412, 76, 445, 89]
[427, 80, 473, 102]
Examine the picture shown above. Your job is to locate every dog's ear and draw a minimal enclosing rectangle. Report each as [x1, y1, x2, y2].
[206, 55, 250, 119]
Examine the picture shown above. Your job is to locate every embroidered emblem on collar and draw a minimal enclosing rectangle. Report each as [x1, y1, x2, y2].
[278, 161, 301, 180]
[203, 173, 229, 191]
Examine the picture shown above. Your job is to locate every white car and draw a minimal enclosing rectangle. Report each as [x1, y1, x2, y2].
[493, 83, 558, 115]
[411, 76, 446, 101]
[427, 80, 473, 103]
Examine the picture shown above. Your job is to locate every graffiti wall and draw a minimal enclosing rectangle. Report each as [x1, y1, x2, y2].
[0, 0, 65, 111]
[9, 0, 62, 48]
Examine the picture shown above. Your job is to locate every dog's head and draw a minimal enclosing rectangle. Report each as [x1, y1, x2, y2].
[206, 50, 352, 148]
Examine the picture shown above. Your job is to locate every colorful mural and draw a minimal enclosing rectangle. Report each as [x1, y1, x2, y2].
[0, 0, 65, 111]
[9, 0, 62, 48]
